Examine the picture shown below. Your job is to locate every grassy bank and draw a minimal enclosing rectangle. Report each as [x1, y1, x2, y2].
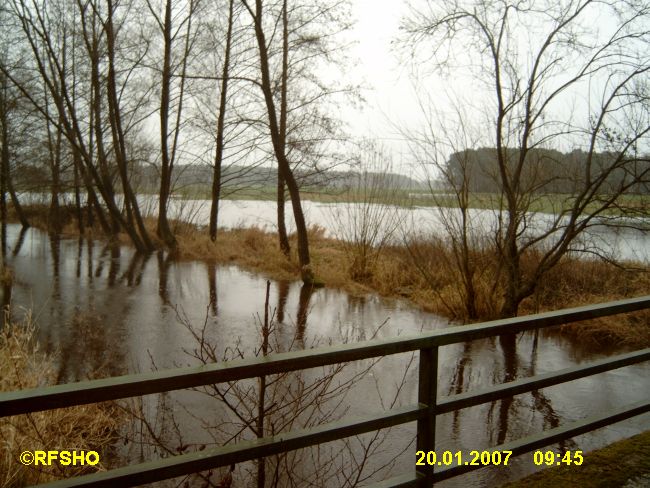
[10, 203, 650, 348]
[503, 430, 650, 487]
[0, 316, 123, 487]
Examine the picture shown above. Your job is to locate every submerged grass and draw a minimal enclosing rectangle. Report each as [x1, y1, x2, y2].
[0, 316, 123, 487]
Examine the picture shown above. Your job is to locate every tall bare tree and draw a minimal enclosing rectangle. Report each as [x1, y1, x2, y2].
[146, 0, 201, 249]
[0, 22, 30, 230]
[209, 0, 235, 242]
[402, 0, 650, 318]
[4, 0, 155, 252]
[241, 0, 314, 283]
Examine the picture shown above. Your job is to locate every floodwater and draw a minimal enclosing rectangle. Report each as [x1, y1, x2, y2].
[2, 223, 649, 487]
[22, 193, 650, 263]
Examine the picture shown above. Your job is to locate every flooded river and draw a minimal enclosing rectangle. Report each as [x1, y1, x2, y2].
[2, 223, 649, 487]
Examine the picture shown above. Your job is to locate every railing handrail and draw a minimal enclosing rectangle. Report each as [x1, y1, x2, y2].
[2, 294, 649, 417]
[2, 295, 650, 488]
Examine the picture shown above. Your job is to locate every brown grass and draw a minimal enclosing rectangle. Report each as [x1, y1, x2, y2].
[10, 203, 650, 348]
[0, 315, 124, 487]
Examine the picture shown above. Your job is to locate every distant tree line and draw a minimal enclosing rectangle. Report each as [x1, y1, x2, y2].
[447, 148, 650, 195]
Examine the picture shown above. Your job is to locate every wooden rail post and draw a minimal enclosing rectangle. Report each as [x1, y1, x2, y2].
[416, 345, 438, 486]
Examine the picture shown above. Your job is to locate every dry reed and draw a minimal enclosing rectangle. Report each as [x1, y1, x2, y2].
[0, 316, 123, 487]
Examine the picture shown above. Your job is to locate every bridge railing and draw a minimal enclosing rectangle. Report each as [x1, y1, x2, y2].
[1, 295, 650, 487]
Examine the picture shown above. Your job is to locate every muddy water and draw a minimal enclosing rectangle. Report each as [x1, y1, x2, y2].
[2, 224, 649, 487]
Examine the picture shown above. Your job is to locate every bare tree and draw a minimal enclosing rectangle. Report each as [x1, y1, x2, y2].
[0, 16, 30, 230]
[240, 0, 314, 283]
[209, 0, 236, 243]
[146, 0, 202, 250]
[402, 0, 650, 317]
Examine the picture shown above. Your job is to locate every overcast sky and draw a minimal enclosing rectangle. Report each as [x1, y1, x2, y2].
[343, 0, 418, 172]
[341, 0, 469, 177]
[339, 0, 650, 178]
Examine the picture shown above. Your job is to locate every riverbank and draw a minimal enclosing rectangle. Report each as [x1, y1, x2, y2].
[9, 203, 650, 348]
[503, 429, 650, 487]
[0, 318, 123, 486]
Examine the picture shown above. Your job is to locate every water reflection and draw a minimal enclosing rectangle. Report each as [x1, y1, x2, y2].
[294, 284, 315, 347]
[108, 243, 120, 286]
[207, 262, 217, 316]
[2, 224, 649, 487]
[276, 280, 289, 324]
[157, 250, 173, 305]
[495, 334, 518, 445]
[122, 251, 149, 287]
[12, 226, 27, 257]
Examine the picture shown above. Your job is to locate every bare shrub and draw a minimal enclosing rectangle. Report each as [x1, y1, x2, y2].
[328, 143, 405, 283]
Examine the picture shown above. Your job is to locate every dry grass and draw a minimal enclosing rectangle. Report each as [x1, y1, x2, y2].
[11, 203, 650, 347]
[0, 316, 124, 487]
[527, 257, 650, 347]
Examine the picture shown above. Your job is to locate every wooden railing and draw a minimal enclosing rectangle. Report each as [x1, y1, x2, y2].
[2, 296, 650, 487]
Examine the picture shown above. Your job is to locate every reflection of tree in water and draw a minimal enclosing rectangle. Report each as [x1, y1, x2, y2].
[108, 243, 120, 286]
[526, 330, 576, 451]
[121, 251, 150, 287]
[157, 250, 173, 304]
[86, 238, 93, 281]
[49, 233, 60, 286]
[94, 244, 109, 278]
[448, 342, 473, 438]
[46, 234, 62, 350]
[493, 333, 518, 445]
[90, 240, 122, 286]
[483, 332, 575, 450]
[12, 226, 28, 257]
[207, 262, 218, 316]
[75, 237, 83, 278]
[294, 283, 314, 348]
[126, 283, 404, 487]
[276, 280, 290, 324]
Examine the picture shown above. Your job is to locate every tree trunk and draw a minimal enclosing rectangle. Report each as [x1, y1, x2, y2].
[73, 155, 84, 234]
[276, 0, 291, 257]
[156, 0, 178, 249]
[256, 280, 271, 488]
[277, 173, 290, 256]
[210, 0, 234, 242]
[250, 0, 313, 284]
[0, 74, 9, 228]
[50, 121, 62, 234]
[105, 0, 153, 253]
